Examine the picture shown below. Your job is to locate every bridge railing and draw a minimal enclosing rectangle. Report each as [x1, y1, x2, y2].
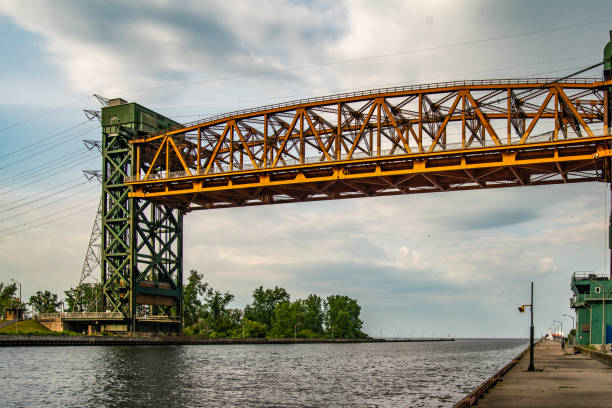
[138, 315, 181, 321]
[126, 128, 610, 183]
[36, 312, 125, 320]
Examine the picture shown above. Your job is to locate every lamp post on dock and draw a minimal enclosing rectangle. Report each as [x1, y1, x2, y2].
[563, 314, 575, 345]
[562, 314, 574, 332]
[518, 282, 535, 372]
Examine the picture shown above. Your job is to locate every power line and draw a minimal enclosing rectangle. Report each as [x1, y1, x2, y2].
[0, 149, 97, 189]
[0, 154, 98, 195]
[0, 180, 96, 217]
[107, 17, 612, 96]
[0, 120, 90, 162]
[1, 146, 93, 184]
[0, 175, 84, 209]
[0, 200, 99, 238]
[159, 53, 600, 118]
[0, 126, 99, 170]
[0, 95, 94, 134]
[0, 183, 98, 222]
[0, 196, 99, 235]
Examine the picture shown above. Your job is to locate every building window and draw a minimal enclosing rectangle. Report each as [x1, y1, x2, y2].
[595, 286, 601, 294]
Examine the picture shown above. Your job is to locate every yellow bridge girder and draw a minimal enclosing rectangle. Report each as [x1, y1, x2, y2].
[126, 78, 612, 210]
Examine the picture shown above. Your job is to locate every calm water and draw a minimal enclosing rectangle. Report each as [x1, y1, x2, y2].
[0, 338, 527, 407]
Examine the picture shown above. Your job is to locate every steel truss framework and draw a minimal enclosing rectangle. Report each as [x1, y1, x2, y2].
[102, 122, 182, 332]
[73, 198, 102, 312]
[127, 78, 612, 209]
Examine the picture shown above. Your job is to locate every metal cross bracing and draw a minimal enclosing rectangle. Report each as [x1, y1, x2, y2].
[126, 78, 612, 210]
[101, 104, 184, 333]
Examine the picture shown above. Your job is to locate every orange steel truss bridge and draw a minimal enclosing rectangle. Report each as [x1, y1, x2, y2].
[127, 78, 612, 210]
[99, 75, 612, 333]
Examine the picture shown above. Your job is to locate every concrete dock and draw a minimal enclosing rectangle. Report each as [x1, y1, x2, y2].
[475, 340, 612, 407]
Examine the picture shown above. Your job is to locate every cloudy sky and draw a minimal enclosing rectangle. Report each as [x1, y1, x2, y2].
[1, 0, 612, 338]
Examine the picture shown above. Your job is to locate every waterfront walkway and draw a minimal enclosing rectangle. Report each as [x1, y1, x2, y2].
[476, 340, 612, 407]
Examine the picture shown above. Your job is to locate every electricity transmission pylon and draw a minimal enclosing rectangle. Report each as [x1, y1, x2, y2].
[71, 104, 106, 312]
[72, 171, 102, 312]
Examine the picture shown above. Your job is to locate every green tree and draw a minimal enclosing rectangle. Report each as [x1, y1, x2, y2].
[270, 300, 305, 338]
[302, 294, 324, 334]
[64, 283, 102, 312]
[324, 295, 365, 339]
[247, 286, 290, 329]
[228, 317, 268, 338]
[204, 289, 234, 333]
[0, 282, 21, 318]
[183, 270, 209, 327]
[29, 290, 61, 314]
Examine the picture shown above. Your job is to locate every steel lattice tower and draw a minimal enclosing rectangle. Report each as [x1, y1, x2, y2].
[101, 99, 183, 333]
[72, 197, 103, 312]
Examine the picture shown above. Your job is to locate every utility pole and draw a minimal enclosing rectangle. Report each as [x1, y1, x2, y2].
[529, 282, 535, 372]
[519, 282, 535, 371]
[10, 278, 21, 334]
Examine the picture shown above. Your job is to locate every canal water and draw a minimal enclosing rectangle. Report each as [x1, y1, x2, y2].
[1, 338, 526, 407]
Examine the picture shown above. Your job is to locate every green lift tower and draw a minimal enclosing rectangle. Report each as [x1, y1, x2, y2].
[100, 98, 184, 333]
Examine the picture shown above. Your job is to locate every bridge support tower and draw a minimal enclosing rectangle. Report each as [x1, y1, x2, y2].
[605, 30, 612, 279]
[101, 99, 184, 333]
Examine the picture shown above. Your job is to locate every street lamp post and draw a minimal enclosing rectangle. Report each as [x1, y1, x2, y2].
[553, 320, 563, 337]
[562, 314, 575, 331]
[518, 282, 535, 372]
[10, 278, 21, 334]
[563, 314, 575, 345]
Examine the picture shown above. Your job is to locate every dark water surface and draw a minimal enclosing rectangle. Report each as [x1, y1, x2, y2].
[0, 338, 527, 407]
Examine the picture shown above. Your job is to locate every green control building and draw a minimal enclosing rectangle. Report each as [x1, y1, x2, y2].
[570, 272, 612, 346]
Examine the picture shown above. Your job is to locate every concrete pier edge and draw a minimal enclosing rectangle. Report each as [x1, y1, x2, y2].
[0, 335, 455, 347]
[452, 342, 532, 408]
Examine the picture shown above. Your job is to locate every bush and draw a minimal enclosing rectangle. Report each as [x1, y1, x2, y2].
[297, 329, 319, 338]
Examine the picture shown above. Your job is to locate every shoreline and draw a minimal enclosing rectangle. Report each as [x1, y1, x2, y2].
[0, 335, 455, 347]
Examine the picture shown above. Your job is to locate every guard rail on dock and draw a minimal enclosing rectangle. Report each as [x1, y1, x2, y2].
[576, 346, 612, 366]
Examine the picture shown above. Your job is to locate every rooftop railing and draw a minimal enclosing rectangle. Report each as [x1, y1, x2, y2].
[571, 271, 610, 284]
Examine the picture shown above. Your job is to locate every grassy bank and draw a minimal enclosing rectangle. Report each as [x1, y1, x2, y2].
[0, 320, 52, 334]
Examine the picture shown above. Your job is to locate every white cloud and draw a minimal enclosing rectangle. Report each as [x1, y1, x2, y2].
[538, 257, 557, 273]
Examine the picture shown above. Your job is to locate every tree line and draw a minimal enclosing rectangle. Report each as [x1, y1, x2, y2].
[0, 281, 64, 316]
[1, 273, 368, 339]
[183, 270, 366, 339]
